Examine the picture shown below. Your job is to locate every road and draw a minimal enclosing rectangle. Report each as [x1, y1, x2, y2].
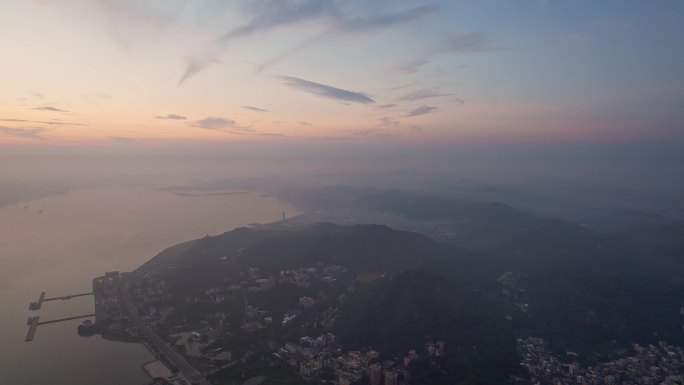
[120, 282, 211, 385]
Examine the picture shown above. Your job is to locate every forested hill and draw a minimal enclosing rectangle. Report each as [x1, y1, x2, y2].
[134, 222, 683, 383]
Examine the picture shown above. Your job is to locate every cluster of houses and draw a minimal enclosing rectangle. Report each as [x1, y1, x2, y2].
[93, 271, 129, 331]
[276, 335, 446, 385]
[103, 262, 461, 385]
[130, 262, 349, 330]
[125, 263, 352, 372]
[278, 264, 348, 287]
[517, 337, 683, 385]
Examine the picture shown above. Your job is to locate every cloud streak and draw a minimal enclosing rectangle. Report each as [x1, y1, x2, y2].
[377, 116, 400, 127]
[397, 32, 500, 73]
[179, 1, 438, 84]
[32, 106, 70, 113]
[155, 114, 187, 120]
[256, 33, 331, 73]
[0, 118, 86, 126]
[244, 106, 269, 112]
[397, 88, 453, 101]
[191, 116, 285, 137]
[377, 104, 397, 109]
[406, 105, 438, 117]
[280, 76, 374, 104]
[0, 126, 48, 140]
[193, 117, 237, 131]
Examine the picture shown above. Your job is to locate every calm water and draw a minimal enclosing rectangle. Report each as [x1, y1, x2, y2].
[0, 187, 297, 385]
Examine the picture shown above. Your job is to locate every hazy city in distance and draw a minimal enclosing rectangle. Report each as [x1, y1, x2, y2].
[1, 1, 683, 385]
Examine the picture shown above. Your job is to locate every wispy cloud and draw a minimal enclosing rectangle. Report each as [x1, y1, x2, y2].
[0, 118, 86, 126]
[280, 76, 374, 104]
[178, 0, 334, 84]
[0, 126, 48, 140]
[179, 1, 438, 84]
[377, 116, 400, 127]
[32, 106, 69, 113]
[397, 88, 453, 101]
[193, 117, 236, 131]
[376, 104, 398, 109]
[395, 59, 430, 74]
[244, 106, 269, 112]
[229, 126, 258, 135]
[257, 33, 330, 73]
[155, 114, 187, 120]
[230, 126, 287, 137]
[190, 116, 284, 137]
[396, 32, 500, 73]
[339, 4, 437, 30]
[406, 105, 438, 117]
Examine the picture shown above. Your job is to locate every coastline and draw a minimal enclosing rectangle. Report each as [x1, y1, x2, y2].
[6, 186, 299, 385]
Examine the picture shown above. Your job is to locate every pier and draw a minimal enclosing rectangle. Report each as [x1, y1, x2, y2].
[25, 314, 96, 342]
[38, 314, 96, 325]
[25, 316, 39, 342]
[25, 290, 96, 342]
[29, 291, 94, 310]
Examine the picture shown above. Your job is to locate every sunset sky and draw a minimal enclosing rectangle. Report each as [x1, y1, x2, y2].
[1, 0, 682, 145]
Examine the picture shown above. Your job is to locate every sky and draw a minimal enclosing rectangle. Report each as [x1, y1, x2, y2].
[0, 0, 683, 146]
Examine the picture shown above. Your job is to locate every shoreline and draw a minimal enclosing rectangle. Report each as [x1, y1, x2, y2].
[6, 186, 299, 385]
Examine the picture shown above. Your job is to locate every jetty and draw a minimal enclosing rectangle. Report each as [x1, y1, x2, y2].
[25, 316, 40, 341]
[25, 290, 96, 342]
[29, 291, 94, 310]
[25, 314, 96, 342]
